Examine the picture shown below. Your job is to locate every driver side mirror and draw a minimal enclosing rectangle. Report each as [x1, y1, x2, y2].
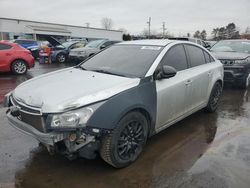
[155, 65, 177, 80]
[100, 45, 106, 50]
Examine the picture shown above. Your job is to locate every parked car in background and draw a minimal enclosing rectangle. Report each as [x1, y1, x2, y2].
[12, 39, 39, 59]
[205, 40, 217, 48]
[210, 39, 250, 88]
[5, 40, 223, 168]
[69, 39, 120, 62]
[45, 36, 85, 63]
[67, 38, 88, 45]
[168, 37, 210, 48]
[0, 40, 35, 74]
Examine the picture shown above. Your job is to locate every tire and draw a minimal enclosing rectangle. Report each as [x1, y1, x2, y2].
[205, 82, 222, 113]
[100, 111, 148, 168]
[238, 76, 249, 89]
[56, 53, 66, 63]
[11, 60, 28, 75]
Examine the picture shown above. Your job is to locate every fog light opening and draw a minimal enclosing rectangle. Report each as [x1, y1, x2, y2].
[69, 133, 77, 142]
[76, 134, 86, 144]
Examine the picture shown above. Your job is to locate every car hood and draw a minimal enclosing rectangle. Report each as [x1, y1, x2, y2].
[45, 36, 63, 47]
[13, 68, 140, 113]
[211, 51, 250, 60]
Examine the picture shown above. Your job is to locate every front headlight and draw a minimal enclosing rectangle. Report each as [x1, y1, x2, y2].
[50, 102, 104, 128]
[79, 51, 86, 55]
[234, 57, 250, 64]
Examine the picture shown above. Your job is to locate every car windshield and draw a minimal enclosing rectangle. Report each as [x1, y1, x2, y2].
[85, 40, 105, 48]
[211, 41, 250, 53]
[80, 45, 163, 78]
[62, 41, 75, 48]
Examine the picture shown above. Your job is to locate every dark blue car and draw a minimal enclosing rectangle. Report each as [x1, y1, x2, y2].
[13, 39, 39, 59]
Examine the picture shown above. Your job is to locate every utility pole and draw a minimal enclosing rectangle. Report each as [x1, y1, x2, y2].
[147, 17, 151, 39]
[85, 22, 90, 28]
[162, 22, 167, 38]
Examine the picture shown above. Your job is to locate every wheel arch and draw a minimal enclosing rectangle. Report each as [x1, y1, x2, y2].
[11, 58, 29, 68]
[117, 107, 153, 137]
[86, 80, 157, 136]
[216, 79, 223, 87]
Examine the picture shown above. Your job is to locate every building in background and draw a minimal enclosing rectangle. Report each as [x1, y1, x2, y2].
[0, 17, 123, 42]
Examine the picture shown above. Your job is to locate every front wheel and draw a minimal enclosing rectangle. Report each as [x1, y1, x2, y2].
[11, 60, 28, 75]
[100, 111, 148, 168]
[56, 53, 66, 63]
[205, 82, 222, 113]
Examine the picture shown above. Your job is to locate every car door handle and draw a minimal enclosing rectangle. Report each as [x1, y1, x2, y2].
[5, 53, 11, 56]
[185, 79, 192, 85]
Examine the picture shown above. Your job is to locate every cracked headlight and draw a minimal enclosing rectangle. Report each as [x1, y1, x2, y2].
[234, 57, 250, 64]
[50, 102, 104, 128]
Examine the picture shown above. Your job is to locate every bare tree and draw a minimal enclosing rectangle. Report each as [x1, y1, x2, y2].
[200, 30, 207, 40]
[193, 30, 201, 38]
[101, 17, 114, 30]
[118, 28, 128, 34]
[244, 27, 250, 34]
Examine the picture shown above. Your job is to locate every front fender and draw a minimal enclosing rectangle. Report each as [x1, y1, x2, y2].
[86, 77, 157, 134]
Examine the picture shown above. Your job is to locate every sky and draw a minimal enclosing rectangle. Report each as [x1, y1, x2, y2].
[1, 0, 250, 37]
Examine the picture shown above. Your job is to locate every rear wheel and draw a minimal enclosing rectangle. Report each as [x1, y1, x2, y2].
[238, 76, 249, 89]
[205, 82, 222, 113]
[100, 111, 148, 168]
[11, 60, 28, 75]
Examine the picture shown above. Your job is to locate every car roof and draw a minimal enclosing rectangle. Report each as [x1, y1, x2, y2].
[119, 39, 173, 46]
[219, 39, 250, 42]
[0, 40, 16, 46]
[14, 39, 36, 41]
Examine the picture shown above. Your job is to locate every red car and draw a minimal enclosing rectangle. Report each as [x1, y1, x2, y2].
[0, 40, 35, 74]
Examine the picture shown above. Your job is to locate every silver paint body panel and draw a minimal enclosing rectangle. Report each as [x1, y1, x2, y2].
[13, 68, 140, 113]
[148, 41, 223, 131]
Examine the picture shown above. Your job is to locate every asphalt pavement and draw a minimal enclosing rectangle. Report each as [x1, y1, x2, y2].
[0, 62, 250, 188]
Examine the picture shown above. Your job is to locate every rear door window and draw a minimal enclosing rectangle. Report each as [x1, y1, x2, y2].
[185, 45, 206, 67]
[0, 44, 12, 50]
[160, 44, 188, 71]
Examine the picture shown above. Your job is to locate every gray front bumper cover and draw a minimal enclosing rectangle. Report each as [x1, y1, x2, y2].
[6, 111, 65, 145]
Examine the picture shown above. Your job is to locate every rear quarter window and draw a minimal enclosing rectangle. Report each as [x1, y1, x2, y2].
[0, 43, 12, 50]
[203, 51, 215, 63]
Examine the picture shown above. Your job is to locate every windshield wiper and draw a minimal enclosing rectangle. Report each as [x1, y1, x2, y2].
[91, 69, 127, 77]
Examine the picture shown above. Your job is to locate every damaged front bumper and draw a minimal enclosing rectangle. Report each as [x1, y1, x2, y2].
[6, 110, 97, 158]
[7, 111, 66, 145]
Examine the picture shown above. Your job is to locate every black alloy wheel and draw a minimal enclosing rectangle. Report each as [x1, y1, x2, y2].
[117, 120, 145, 160]
[100, 111, 148, 168]
[206, 82, 222, 112]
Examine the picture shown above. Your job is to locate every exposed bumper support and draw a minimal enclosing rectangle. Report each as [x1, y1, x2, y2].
[6, 111, 65, 145]
[6, 111, 96, 156]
